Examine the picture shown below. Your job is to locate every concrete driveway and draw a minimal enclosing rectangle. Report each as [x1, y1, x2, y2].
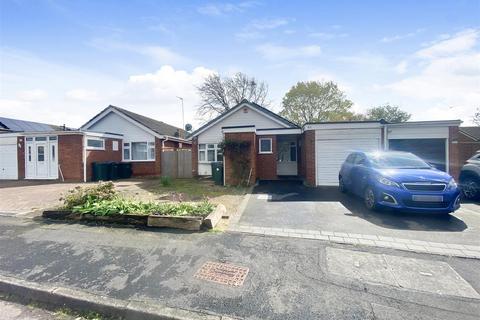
[237, 181, 480, 246]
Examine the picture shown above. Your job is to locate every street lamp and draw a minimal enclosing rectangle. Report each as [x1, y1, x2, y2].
[176, 96, 185, 130]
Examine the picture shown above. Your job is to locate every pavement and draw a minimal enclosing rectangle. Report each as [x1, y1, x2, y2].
[0, 215, 479, 320]
[235, 181, 480, 248]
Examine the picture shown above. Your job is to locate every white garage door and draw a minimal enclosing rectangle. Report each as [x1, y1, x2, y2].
[316, 138, 380, 186]
[0, 144, 18, 180]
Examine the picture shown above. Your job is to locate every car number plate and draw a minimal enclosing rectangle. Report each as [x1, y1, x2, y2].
[412, 195, 443, 202]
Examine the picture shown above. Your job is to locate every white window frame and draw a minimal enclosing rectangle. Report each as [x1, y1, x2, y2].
[259, 138, 272, 154]
[86, 137, 105, 150]
[198, 143, 223, 163]
[122, 141, 155, 162]
[112, 140, 119, 151]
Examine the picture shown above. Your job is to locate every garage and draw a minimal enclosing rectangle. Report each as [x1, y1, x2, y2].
[388, 138, 446, 171]
[0, 137, 18, 180]
[313, 122, 383, 186]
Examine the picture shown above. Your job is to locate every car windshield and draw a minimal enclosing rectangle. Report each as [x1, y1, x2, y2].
[367, 152, 431, 169]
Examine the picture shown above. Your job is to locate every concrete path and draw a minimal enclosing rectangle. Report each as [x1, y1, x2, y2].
[0, 216, 479, 319]
[0, 298, 78, 320]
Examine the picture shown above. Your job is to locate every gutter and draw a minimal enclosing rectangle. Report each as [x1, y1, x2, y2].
[82, 134, 87, 182]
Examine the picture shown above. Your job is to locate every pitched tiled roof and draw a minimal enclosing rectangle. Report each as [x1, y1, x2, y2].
[460, 126, 480, 141]
[189, 99, 298, 138]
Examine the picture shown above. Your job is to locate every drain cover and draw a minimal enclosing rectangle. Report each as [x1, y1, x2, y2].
[194, 261, 249, 287]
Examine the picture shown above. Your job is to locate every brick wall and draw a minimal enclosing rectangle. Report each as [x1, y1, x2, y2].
[256, 135, 277, 180]
[86, 138, 123, 181]
[224, 132, 256, 186]
[458, 131, 480, 171]
[58, 134, 84, 181]
[302, 130, 316, 186]
[448, 126, 461, 180]
[191, 137, 198, 176]
[17, 136, 25, 179]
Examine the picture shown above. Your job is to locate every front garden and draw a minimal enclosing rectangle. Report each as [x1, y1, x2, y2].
[44, 181, 225, 231]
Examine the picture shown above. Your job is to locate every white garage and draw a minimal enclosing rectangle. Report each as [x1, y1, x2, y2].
[312, 122, 383, 186]
[0, 137, 18, 180]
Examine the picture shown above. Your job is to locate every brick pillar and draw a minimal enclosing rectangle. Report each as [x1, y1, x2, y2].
[155, 137, 162, 175]
[448, 126, 461, 180]
[191, 137, 198, 176]
[303, 130, 316, 186]
[17, 136, 25, 179]
[224, 132, 256, 186]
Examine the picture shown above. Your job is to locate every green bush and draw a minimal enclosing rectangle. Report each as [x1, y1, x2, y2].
[61, 181, 116, 210]
[160, 176, 172, 187]
[71, 198, 214, 217]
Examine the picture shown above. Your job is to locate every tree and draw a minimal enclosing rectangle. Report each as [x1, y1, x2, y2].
[365, 104, 411, 123]
[279, 81, 356, 124]
[473, 108, 480, 126]
[197, 72, 270, 119]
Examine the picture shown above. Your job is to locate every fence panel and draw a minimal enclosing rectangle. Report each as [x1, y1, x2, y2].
[161, 149, 192, 178]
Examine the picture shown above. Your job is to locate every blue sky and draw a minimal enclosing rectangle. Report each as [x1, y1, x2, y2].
[1, 0, 479, 129]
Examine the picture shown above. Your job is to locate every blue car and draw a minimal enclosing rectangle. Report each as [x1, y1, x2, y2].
[339, 151, 461, 214]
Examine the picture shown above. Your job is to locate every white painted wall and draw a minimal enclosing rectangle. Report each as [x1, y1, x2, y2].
[196, 106, 288, 176]
[386, 125, 449, 140]
[315, 128, 382, 140]
[86, 112, 154, 143]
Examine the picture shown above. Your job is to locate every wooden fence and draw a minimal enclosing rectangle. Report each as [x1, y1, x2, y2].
[161, 149, 192, 178]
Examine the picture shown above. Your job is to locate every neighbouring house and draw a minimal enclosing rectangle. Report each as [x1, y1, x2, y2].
[0, 106, 190, 181]
[458, 127, 480, 165]
[189, 99, 463, 186]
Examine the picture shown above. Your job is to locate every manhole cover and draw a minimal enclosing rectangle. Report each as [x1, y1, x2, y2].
[194, 261, 249, 287]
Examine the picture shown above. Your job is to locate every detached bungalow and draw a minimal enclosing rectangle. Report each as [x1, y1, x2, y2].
[0, 106, 190, 181]
[189, 100, 463, 186]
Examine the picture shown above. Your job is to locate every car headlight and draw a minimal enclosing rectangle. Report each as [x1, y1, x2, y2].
[377, 176, 400, 188]
[447, 179, 457, 190]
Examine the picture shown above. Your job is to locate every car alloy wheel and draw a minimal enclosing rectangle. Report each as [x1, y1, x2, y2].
[462, 178, 480, 200]
[364, 187, 377, 210]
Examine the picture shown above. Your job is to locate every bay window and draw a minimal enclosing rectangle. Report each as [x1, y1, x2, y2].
[198, 143, 223, 162]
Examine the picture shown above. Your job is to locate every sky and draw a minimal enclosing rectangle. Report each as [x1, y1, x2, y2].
[0, 0, 479, 130]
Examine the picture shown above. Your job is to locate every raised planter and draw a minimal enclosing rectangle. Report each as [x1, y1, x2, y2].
[147, 215, 203, 231]
[42, 204, 224, 231]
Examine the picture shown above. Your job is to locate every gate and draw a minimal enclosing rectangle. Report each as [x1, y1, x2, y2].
[161, 149, 192, 178]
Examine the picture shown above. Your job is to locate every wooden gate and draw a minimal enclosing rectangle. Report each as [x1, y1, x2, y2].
[161, 149, 192, 178]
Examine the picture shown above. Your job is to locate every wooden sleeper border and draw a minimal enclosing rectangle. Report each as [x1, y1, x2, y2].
[42, 204, 226, 231]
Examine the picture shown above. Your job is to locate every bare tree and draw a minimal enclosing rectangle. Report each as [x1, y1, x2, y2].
[474, 108, 480, 126]
[197, 72, 270, 119]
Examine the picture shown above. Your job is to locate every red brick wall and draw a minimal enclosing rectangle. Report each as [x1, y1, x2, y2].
[256, 135, 277, 180]
[17, 136, 25, 179]
[302, 130, 316, 186]
[58, 134, 84, 181]
[191, 137, 198, 176]
[224, 132, 256, 186]
[458, 131, 480, 172]
[86, 138, 123, 181]
[131, 137, 162, 177]
[448, 126, 461, 180]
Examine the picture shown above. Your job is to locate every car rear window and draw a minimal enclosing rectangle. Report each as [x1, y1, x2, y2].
[367, 152, 431, 169]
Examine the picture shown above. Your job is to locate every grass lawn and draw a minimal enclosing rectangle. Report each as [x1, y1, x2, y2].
[144, 178, 247, 200]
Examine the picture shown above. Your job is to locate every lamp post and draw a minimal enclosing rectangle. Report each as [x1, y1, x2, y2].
[176, 96, 184, 130]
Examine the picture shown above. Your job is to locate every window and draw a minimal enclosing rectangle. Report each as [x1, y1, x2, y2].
[259, 138, 272, 154]
[123, 143, 130, 160]
[112, 141, 119, 151]
[345, 154, 356, 164]
[87, 138, 105, 150]
[28, 146, 32, 162]
[123, 142, 155, 161]
[37, 146, 45, 162]
[49, 136, 57, 141]
[198, 143, 222, 162]
[290, 142, 297, 161]
[35, 137, 47, 141]
[51, 145, 55, 161]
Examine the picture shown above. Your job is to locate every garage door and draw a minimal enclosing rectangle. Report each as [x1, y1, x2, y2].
[316, 139, 380, 186]
[388, 138, 446, 172]
[0, 144, 18, 180]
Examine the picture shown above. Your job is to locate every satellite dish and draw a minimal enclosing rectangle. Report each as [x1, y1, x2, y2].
[185, 123, 193, 132]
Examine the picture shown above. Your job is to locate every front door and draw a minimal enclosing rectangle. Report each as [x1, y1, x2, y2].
[25, 136, 58, 179]
[35, 142, 48, 178]
[277, 138, 298, 176]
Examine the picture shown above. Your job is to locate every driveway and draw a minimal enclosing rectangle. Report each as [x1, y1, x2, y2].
[237, 181, 480, 246]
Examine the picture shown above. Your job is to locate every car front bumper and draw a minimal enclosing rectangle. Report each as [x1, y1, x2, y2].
[372, 183, 461, 213]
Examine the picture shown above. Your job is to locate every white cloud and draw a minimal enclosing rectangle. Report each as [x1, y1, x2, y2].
[394, 60, 408, 74]
[16, 89, 48, 101]
[65, 89, 99, 101]
[383, 29, 480, 124]
[236, 17, 293, 40]
[381, 28, 424, 43]
[308, 32, 348, 40]
[197, 1, 257, 16]
[416, 29, 478, 58]
[256, 43, 321, 61]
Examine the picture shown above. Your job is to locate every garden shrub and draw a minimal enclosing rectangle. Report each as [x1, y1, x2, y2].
[160, 176, 172, 187]
[61, 181, 116, 210]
